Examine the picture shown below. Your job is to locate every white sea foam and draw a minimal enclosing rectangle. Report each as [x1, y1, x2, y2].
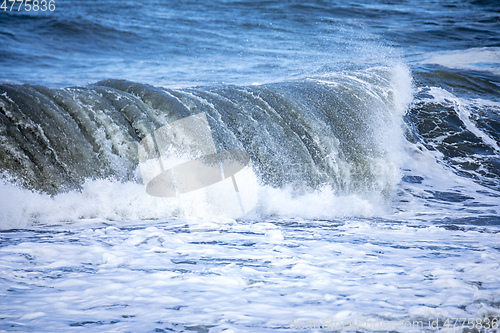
[0, 174, 389, 230]
[4, 62, 499, 230]
[397, 139, 500, 220]
[0, 178, 179, 229]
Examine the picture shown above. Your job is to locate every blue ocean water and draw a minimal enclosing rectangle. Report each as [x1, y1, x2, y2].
[1, 0, 500, 332]
[1, 0, 496, 88]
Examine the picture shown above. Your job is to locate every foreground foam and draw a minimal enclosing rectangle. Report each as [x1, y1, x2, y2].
[1, 219, 499, 332]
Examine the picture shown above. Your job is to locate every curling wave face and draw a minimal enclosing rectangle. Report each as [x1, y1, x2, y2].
[1, 63, 500, 227]
[0, 66, 411, 195]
